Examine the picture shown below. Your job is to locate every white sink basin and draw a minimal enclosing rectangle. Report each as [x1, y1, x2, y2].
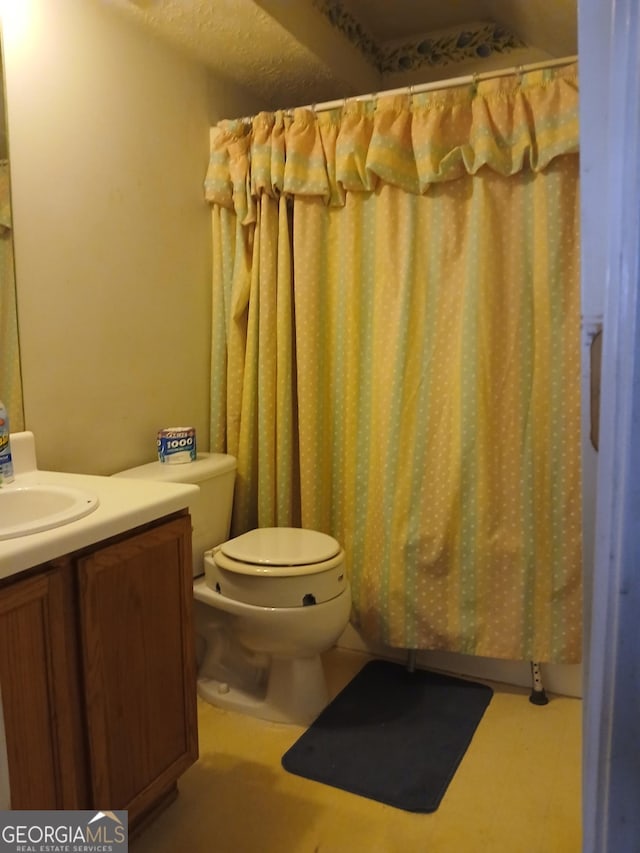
[0, 484, 100, 540]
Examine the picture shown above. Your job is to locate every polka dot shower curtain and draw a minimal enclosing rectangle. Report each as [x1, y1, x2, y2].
[205, 63, 582, 663]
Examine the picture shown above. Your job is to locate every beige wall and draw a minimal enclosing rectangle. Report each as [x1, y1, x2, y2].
[1, 0, 260, 474]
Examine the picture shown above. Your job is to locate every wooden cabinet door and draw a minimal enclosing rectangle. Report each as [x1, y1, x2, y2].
[0, 565, 86, 808]
[77, 516, 197, 821]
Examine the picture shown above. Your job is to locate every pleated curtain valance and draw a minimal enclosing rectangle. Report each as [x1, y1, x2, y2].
[204, 63, 578, 221]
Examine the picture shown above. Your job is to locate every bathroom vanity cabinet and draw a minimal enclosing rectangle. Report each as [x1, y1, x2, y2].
[0, 512, 197, 828]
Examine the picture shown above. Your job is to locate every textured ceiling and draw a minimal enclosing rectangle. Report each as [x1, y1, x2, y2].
[105, 0, 577, 110]
[106, 0, 345, 109]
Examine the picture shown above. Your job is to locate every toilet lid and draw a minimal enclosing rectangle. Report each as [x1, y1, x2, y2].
[220, 527, 340, 567]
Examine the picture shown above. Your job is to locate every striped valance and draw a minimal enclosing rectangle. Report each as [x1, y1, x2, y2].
[204, 63, 578, 222]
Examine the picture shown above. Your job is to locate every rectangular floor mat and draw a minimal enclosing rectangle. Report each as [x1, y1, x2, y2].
[282, 659, 493, 812]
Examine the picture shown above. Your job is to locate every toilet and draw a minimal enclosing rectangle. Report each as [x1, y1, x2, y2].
[114, 454, 351, 724]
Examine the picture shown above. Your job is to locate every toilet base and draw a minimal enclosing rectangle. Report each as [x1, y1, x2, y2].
[197, 654, 329, 725]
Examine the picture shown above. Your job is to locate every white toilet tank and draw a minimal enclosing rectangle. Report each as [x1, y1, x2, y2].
[114, 453, 236, 577]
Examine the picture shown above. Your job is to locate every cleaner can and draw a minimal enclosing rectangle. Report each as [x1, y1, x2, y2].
[0, 400, 14, 483]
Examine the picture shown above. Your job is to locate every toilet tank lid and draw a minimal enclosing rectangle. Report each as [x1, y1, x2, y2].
[220, 527, 341, 566]
[113, 452, 236, 484]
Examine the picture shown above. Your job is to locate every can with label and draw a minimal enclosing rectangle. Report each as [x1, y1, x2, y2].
[157, 427, 196, 464]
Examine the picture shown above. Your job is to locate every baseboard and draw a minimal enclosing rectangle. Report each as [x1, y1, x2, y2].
[336, 624, 583, 698]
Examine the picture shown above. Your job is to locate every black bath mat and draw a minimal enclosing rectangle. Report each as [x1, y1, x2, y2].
[281, 659, 493, 812]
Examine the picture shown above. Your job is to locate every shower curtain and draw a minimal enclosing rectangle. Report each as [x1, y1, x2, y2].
[206, 63, 582, 663]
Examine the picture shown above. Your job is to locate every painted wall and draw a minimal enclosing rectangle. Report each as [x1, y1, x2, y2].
[0, 0, 261, 475]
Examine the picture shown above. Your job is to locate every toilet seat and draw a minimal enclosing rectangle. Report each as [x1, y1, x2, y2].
[218, 527, 341, 575]
[204, 527, 347, 608]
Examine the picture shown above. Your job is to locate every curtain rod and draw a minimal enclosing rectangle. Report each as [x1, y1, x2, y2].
[239, 54, 577, 123]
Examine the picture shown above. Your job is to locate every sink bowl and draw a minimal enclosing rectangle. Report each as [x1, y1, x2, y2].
[0, 484, 100, 540]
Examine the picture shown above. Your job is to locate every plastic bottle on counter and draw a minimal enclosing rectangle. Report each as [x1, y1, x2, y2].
[0, 400, 14, 483]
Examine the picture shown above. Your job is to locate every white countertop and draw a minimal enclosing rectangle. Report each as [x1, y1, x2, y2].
[0, 435, 199, 579]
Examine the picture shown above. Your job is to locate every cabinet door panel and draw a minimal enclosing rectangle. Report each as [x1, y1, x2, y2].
[78, 516, 197, 817]
[0, 568, 83, 808]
